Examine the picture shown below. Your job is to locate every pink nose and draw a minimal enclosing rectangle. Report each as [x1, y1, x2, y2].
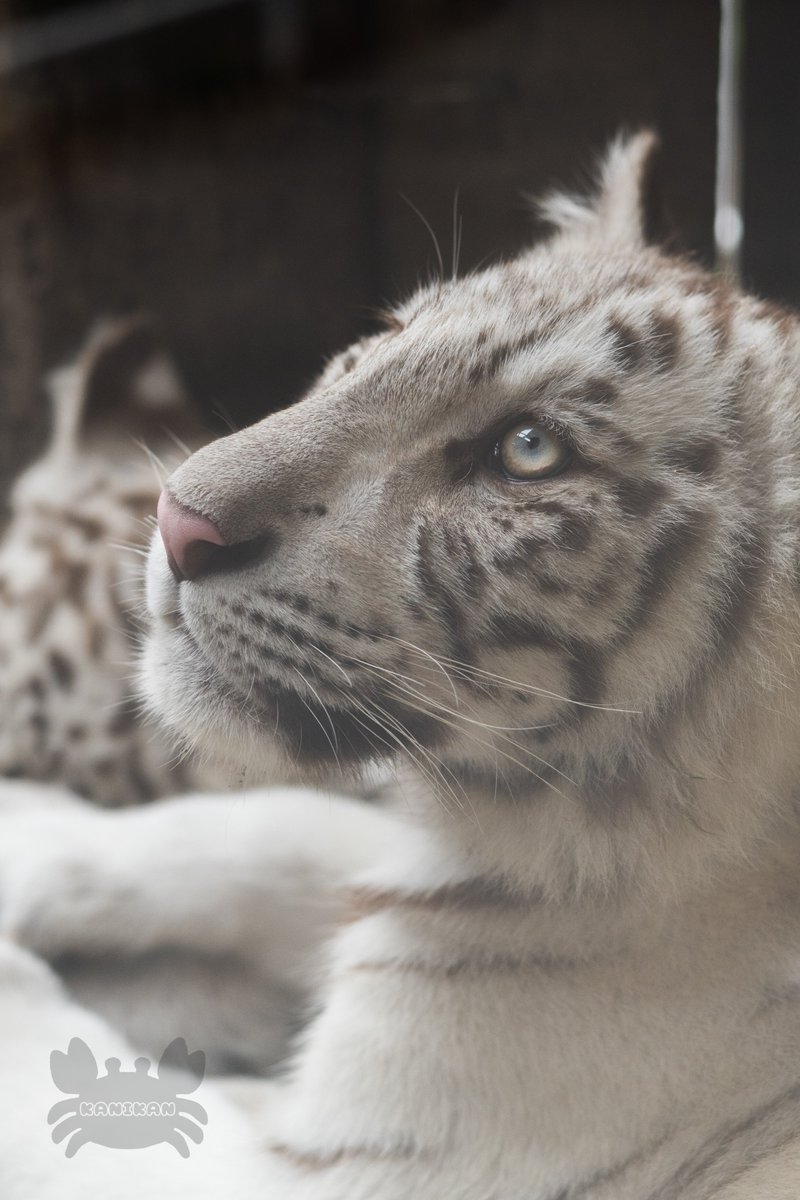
[157, 490, 227, 581]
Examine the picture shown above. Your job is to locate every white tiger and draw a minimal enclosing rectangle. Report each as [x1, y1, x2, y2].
[1, 132, 800, 1198]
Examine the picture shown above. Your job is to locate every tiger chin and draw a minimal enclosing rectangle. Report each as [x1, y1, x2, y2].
[137, 131, 800, 1197]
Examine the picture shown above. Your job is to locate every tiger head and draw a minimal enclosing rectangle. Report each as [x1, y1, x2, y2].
[144, 134, 800, 890]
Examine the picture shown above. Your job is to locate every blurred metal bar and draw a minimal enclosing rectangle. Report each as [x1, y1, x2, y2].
[0, 0, 248, 74]
[715, 0, 744, 281]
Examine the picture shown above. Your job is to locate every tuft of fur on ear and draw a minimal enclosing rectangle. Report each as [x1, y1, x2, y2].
[535, 130, 659, 248]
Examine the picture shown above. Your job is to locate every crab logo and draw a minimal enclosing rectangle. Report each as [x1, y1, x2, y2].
[48, 1036, 207, 1157]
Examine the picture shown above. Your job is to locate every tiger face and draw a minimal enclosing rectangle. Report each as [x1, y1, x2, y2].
[143, 134, 794, 808]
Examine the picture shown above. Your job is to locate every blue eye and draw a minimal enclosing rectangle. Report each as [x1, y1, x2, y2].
[492, 421, 569, 480]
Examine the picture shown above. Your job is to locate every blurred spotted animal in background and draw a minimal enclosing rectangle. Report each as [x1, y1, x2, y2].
[0, 317, 217, 805]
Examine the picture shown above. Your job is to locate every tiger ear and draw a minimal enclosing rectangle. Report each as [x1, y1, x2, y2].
[535, 130, 660, 249]
[46, 314, 196, 452]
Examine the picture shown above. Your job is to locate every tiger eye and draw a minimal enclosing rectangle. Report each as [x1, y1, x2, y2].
[492, 422, 570, 480]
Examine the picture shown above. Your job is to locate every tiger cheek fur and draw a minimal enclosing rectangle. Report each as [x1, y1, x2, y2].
[145, 131, 799, 898]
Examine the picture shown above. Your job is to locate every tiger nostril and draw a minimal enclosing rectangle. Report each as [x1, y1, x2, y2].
[157, 490, 227, 582]
[157, 491, 276, 582]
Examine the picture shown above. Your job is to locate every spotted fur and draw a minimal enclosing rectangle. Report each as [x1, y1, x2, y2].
[0, 317, 216, 805]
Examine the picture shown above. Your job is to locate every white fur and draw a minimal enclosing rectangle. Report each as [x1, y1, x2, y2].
[2, 136, 800, 1198]
[2, 781, 800, 1197]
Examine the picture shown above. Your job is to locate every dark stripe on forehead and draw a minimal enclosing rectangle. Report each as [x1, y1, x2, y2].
[752, 298, 798, 338]
[571, 377, 618, 406]
[467, 332, 536, 385]
[716, 377, 745, 432]
[468, 280, 680, 387]
[49, 650, 74, 690]
[465, 285, 627, 384]
[649, 311, 681, 373]
[607, 317, 645, 371]
[707, 287, 736, 355]
[581, 412, 642, 458]
[607, 310, 683, 376]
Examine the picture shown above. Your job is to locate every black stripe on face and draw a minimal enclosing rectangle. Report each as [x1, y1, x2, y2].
[492, 502, 593, 569]
[612, 476, 669, 519]
[623, 507, 709, 635]
[706, 519, 767, 655]
[492, 532, 551, 574]
[535, 571, 576, 596]
[659, 437, 721, 477]
[491, 530, 579, 594]
[457, 532, 487, 601]
[581, 413, 643, 459]
[488, 613, 605, 710]
[489, 611, 569, 652]
[441, 435, 475, 481]
[414, 521, 472, 663]
[566, 643, 607, 712]
[558, 510, 593, 552]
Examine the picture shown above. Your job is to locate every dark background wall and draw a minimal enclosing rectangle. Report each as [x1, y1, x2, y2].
[0, 0, 795, 486]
